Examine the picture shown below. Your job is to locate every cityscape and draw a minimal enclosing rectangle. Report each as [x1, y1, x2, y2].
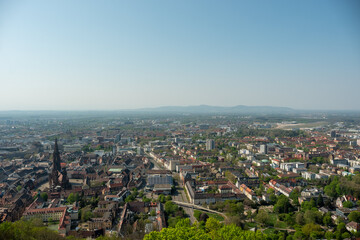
[0, 111, 360, 239]
[1, 1, 359, 240]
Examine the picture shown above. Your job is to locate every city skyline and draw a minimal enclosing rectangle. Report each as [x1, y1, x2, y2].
[1, 0, 359, 111]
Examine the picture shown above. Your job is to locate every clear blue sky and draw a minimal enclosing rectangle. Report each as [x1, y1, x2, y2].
[0, 0, 359, 110]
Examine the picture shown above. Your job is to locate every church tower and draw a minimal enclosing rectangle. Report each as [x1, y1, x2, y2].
[49, 139, 71, 190]
[53, 139, 61, 172]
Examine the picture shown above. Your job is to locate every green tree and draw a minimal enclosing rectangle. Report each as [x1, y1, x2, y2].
[302, 223, 322, 239]
[304, 210, 322, 224]
[342, 201, 353, 208]
[40, 192, 48, 202]
[295, 212, 305, 225]
[0, 219, 65, 240]
[67, 193, 76, 204]
[255, 210, 270, 227]
[348, 211, 360, 223]
[316, 194, 324, 207]
[290, 188, 301, 206]
[150, 210, 156, 216]
[274, 195, 292, 214]
[323, 215, 333, 226]
[158, 194, 166, 203]
[324, 231, 334, 240]
[125, 195, 135, 203]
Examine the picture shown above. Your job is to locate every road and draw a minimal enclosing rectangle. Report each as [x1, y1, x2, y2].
[145, 152, 165, 170]
[172, 180, 196, 223]
[145, 151, 196, 223]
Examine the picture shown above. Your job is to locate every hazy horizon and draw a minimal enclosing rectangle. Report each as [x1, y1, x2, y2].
[1, 1, 359, 111]
[1, 104, 360, 113]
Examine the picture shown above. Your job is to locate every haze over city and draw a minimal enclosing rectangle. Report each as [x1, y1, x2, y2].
[0, 0, 359, 111]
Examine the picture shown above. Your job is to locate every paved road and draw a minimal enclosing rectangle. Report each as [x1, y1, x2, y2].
[145, 152, 165, 170]
[145, 151, 196, 223]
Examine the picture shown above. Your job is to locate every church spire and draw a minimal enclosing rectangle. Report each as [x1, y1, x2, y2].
[53, 138, 61, 171]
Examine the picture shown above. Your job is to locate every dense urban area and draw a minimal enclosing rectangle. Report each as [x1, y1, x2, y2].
[0, 111, 360, 240]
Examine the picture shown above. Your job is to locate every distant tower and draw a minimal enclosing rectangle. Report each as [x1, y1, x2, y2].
[206, 139, 215, 150]
[330, 130, 336, 138]
[49, 139, 71, 190]
[53, 139, 61, 171]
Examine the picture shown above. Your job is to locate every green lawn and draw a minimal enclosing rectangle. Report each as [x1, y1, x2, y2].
[207, 212, 224, 222]
[47, 224, 59, 231]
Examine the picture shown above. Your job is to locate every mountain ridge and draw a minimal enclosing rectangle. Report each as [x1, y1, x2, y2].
[135, 105, 294, 113]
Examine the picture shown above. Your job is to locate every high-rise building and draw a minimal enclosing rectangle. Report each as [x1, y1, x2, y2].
[206, 139, 215, 150]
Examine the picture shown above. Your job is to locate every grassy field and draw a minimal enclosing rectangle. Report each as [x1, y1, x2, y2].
[47, 224, 59, 231]
[276, 121, 327, 130]
[207, 212, 224, 221]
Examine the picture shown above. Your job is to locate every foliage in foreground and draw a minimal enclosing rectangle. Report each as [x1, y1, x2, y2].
[144, 217, 266, 240]
[0, 219, 64, 240]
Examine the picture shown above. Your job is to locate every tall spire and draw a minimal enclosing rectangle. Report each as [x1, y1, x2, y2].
[53, 138, 61, 171]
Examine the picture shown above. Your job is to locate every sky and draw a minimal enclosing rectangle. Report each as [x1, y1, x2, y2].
[0, 0, 359, 111]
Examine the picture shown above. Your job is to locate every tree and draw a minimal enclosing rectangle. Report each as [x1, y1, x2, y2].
[267, 188, 275, 194]
[125, 195, 135, 203]
[150, 210, 156, 216]
[342, 201, 353, 208]
[16, 185, 22, 191]
[0, 219, 65, 240]
[158, 194, 166, 203]
[295, 212, 305, 225]
[316, 194, 324, 207]
[348, 211, 360, 223]
[304, 210, 322, 224]
[269, 193, 277, 204]
[224, 201, 244, 217]
[324, 231, 334, 240]
[323, 215, 333, 226]
[40, 192, 48, 202]
[67, 193, 76, 204]
[302, 223, 322, 238]
[255, 210, 270, 226]
[342, 232, 351, 239]
[301, 198, 316, 211]
[199, 213, 209, 222]
[290, 188, 301, 206]
[274, 195, 291, 214]
[324, 177, 339, 198]
[336, 222, 346, 234]
[164, 201, 179, 216]
[81, 210, 93, 222]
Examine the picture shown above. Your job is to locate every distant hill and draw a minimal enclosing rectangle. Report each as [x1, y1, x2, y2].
[135, 105, 294, 114]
